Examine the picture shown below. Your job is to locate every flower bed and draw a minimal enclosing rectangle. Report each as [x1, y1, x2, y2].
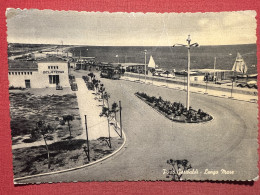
[135, 92, 213, 123]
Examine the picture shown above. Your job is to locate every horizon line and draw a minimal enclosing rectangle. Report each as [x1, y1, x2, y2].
[8, 42, 257, 47]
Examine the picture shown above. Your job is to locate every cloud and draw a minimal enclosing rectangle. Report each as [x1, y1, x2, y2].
[6, 9, 256, 46]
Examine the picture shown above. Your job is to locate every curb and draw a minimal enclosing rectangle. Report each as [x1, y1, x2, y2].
[14, 128, 127, 183]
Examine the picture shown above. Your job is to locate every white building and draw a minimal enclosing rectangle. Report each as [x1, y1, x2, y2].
[8, 57, 70, 88]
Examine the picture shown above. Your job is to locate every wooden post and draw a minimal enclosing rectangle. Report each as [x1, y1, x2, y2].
[119, 101, 122, 138]
[205, 80, 208, 94]
[183, 74, 185, 90]
[85, 115, 90, 161]
[144, 50, 147, 83]
[106, 118, 111, 148]
[231, 79, 234, 98]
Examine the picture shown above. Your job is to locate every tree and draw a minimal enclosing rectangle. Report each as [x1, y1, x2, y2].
[99, 106, 112, 148]
[111, 102, 119, 120]
[166, 159, 192, 181]
[31, 120, 54, 169]
[94, 80, 100, 94]
[82, 75, 89, 82]
[88, 72, 94, 81]
[62, 115, 74, 139]
[102, 91, 110, 108]
[99, 84, 105, 105]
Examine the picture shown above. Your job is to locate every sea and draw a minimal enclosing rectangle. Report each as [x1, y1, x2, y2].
[69, 44, 257, 74]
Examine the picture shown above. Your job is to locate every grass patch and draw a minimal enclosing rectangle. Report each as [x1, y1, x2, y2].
[9, 92, 82, 143]
[13, 137, 124, 178]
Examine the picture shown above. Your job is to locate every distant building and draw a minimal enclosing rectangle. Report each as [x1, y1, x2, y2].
[8, 57, 70, 88]
[30, 52, 47, 60]
[121, 63, 146, 73]
[195, 69, 233, 81]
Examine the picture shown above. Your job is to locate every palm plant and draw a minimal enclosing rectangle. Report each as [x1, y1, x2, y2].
[99, 85, 105, 105]
[111, 102, 119, 121]
[88, 72, 94, 81]
[99, 106, 112, 148]
[103, 91, 110, 108]
[62, 115, 74, 139]
[166, 159, 192, 181]
[32, 120, 54, 169]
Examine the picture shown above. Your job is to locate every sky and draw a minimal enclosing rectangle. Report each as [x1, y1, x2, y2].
[6, 9, 257, 46]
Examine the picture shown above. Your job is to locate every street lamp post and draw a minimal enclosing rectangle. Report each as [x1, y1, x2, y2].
[86, 49, 88, 71]
[173, 35, 199, 111]
[144, 50, 147, 83]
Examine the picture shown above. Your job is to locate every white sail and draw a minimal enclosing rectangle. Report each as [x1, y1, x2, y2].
[148, 55, 156, 68]
[232, 52, 248, 74]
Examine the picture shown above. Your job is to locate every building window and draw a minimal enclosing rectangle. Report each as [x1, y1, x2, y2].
[48, 66, 50, 69]
[21, 72, 23, 75]
[8, 72, 10, 75]
[12, 72, 14, 75]
[56, 66, 58, 69]
[18, 72, 20, 75]
[27, 72, 30, 75]
[30, 72, 32, 75]
[51, 66, 53, 69]
[15, 72, 17, 75]
[24, 72, 26, 75]
[49, 75, 60, 84]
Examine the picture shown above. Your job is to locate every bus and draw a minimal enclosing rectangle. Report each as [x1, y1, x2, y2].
[100, 67, 121, 79]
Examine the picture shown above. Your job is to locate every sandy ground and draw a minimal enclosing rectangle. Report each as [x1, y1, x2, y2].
[75, 78, 118, 140]
[11, 89, 82, 149]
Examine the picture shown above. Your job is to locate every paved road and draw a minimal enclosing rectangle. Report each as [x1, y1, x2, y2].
[19, 71, 258, 183]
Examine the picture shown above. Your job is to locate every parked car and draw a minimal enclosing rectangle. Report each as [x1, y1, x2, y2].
[153, 70, 164, 76]
[56, 84, 63, 90]
[71, 83, 78, 91]
[160, 71, 175, 78]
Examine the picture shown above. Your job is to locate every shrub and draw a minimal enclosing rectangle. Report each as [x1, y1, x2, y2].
[136, 91, 212, 123]
[59, 120, 65, 125]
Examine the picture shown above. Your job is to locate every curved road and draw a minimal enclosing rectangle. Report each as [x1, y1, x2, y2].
[19, 72, 258, 183]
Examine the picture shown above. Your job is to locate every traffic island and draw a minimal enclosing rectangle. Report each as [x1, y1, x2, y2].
[135, 92, 213, 123]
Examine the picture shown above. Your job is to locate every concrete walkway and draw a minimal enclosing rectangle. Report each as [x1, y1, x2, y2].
[12, 79, 119, 149]
[122, 76, 258, 103]
[75, 78, 118, 140]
